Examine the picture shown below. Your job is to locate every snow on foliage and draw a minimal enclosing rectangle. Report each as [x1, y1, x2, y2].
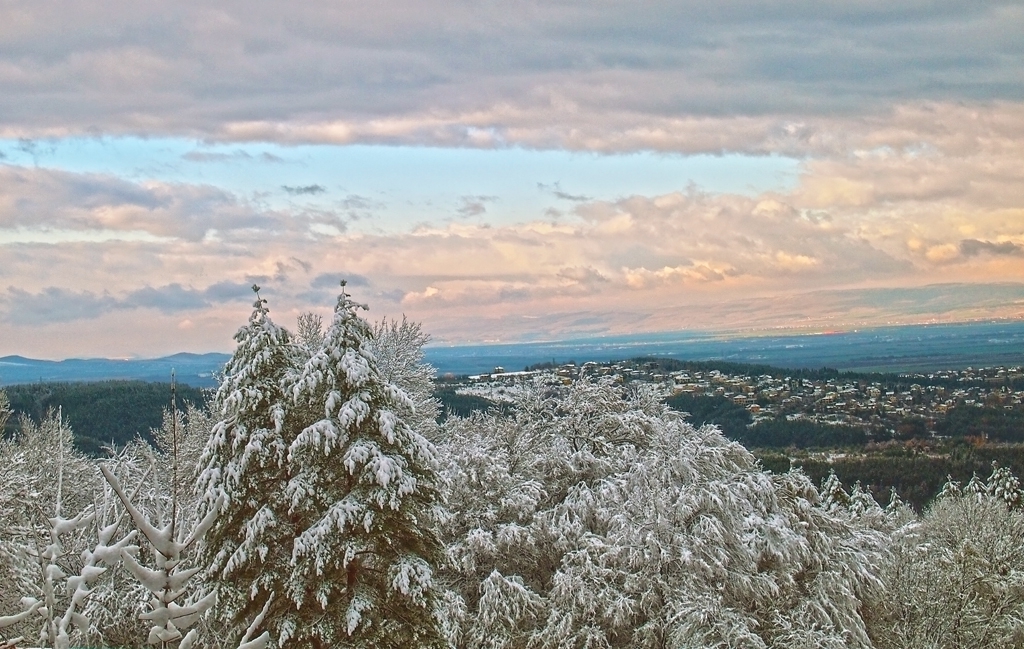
[370, 317, 441, 441]
[100, 459, 220, 649]
[0, 411, 136, 649]
[437, 377, 889, 648]
[9, 293, 1024, 649]
[200, 282, 445, 649]
[196, 286, 297, 647]
[867, 468, 1024, 649]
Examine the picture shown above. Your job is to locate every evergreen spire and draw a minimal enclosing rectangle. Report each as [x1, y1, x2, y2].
[282, 280, 445, 648]
[200, 282, 444, 649]
[198, 289, 294, 645]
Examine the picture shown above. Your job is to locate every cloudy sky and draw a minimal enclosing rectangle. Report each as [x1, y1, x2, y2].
[1, 0, 1023, 358]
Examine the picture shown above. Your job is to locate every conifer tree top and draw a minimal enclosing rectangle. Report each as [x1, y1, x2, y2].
[199, 282, 445, 649]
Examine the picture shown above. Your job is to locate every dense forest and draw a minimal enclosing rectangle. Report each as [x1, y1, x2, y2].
[2, 381, 207, 455]
[760, 443, 1024, 512]
[1, 381, 485, 451]
[936, 405, 1024, 442]
[663, 390, 1024, 509]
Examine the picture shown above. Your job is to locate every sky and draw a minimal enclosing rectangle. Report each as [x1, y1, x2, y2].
[1, 0, 1023, 358]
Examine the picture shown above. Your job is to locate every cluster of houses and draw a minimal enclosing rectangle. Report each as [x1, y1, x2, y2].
[465, 360, 1024, 433]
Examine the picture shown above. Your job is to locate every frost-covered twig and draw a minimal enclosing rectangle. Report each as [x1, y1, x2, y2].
[235, 595, 274, 649]
[53, 480, 139, 649]
[6, 411, 139, 649]
[0, 597, 44, 648]
[100, 462, 223, 649]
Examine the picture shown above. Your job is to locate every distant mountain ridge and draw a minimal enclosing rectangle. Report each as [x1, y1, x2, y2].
[0, 353, 231, 387]
[3, 320, 1023, 386]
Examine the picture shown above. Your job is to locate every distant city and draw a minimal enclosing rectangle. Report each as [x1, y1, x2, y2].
[460, 358, 1024, 438]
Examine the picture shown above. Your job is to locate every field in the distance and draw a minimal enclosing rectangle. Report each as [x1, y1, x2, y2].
[424, 320, 1024, 377]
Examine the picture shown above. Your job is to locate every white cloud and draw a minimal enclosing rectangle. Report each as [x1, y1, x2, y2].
[0, 282, 253, 325]
[3, 124, 1022, 352]
[0, 1, 1020, 150]
[0, 165, 349, 241]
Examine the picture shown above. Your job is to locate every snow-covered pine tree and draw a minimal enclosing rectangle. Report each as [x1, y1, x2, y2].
[985, 462, 1022, 509]
[196, 284, 294, 646]
[820, 470, 852, 511]
[283, 281, 445, 649]
[201, 282, 445, 649]
[198, 286, 295, 646]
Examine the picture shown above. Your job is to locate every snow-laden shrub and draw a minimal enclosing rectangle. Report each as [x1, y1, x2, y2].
[0, 412, 135, 649]
[437, 378, 890, 648]
[866, 467, 1024, 649]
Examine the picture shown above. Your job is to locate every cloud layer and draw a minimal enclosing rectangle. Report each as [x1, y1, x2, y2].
[0, 1, 1022, 357]
[2, 103, 1022, 355]
[1, 1, 1022, 151]
[0, 282, 253, 325]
